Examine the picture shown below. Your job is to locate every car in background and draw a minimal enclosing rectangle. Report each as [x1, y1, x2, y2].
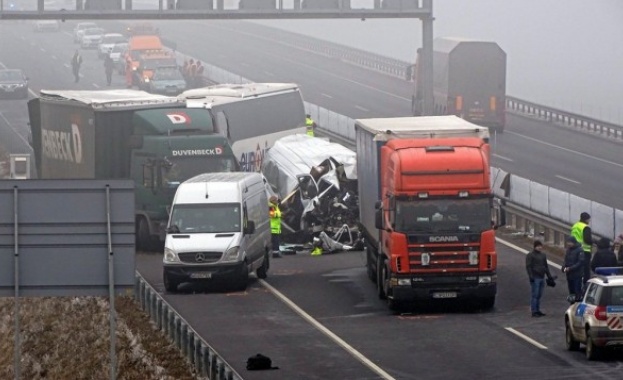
[565, 267, 623, 360]
[0, 69, 29, 99]
[98, 33, 127, 59]
[80, 27, 106, 49]
[144, 66, 187, 95]
[33, 20, 60, 32]
[109, 43, 129, 74]
[73, 22, 97, 43]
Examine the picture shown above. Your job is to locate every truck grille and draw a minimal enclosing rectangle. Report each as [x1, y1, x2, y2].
[178, 251, 222, 264]
[407, 235, 480, 272]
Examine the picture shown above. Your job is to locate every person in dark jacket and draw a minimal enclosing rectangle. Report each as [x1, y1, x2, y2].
[526, 240, 554, 317]
[590, 237, 618, 272]
[563, 236, 585, 302]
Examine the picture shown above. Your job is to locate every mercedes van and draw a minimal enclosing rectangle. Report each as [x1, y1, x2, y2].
[163, 172, 271, 292]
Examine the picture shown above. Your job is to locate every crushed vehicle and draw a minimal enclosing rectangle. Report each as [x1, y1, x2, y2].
[261, 134, 360, 247]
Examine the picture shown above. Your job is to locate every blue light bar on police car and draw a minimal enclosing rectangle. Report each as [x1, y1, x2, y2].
[594, 267, 623, 276]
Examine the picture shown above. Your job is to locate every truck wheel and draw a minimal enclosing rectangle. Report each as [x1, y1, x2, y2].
[233, 261, 249, 291]
[366, 243, 376, 283]
[256, 253, 269, 279]
[377, 256, 387, 300]
[163, 271, 178, 293]
[565, 320, 579, 351]
[137, 217, 152, 251]
[585, 332, 600, 360]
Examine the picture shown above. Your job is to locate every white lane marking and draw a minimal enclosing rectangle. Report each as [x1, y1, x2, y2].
[51, 55, 57, 60]
[260, 279, 396, 380]
[0, 62, 4, 68]
[355, 105, 370, 112]
[496, 237, 562, 270]
[505, 327, 548, 350]
[0, 111, 31, 147]
[507, 130, 623, 169]
[555, 175, 581, 185]
[40, 47, 46, 53]
[264, 71, 274, 76]
[63, 63, 70, 68]
[492, 153, 514, 162]
[321, 93, 333, 99]
[93, 83, 100, 88]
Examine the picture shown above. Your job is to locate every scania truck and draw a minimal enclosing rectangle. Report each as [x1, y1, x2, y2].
[28, 89, 238, 250]
[356, 115, 497, 311]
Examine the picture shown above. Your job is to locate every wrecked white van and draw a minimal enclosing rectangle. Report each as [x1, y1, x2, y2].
[163, 172, 271, 292]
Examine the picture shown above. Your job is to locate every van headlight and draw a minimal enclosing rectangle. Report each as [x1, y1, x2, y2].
[163, 248, 180, 263]
[478, 275, 497, 284]
[222, 246, 240, 262]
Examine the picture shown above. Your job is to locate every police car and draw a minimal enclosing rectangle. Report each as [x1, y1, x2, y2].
[565, 267, 623, 360]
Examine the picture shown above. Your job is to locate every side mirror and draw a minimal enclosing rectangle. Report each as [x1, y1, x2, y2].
[244, 220, 255, 235]
[375, 208, 383, 230]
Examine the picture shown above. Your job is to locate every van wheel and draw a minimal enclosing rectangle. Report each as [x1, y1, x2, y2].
[163, 271, 178, 293]
[234, 261, 249, 291]
[256, 253, 269, 279]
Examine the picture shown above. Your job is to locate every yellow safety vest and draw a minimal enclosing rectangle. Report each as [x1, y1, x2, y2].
[311, 246, 323, 256]
[269, 203, 281, 234]
[306, 117, 315, 137]
[571, 221, 591, 252]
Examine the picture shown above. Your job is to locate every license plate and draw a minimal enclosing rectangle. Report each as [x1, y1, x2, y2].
[432, 292, 457, 299]
[190, 272, 212, 279]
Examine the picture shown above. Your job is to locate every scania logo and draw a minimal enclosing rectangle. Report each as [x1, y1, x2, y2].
[429, 236, 460, 243]
[195, 253, 206, 262]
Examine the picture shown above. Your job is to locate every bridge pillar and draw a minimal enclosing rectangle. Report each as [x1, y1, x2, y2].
[419, 0, 434, 116]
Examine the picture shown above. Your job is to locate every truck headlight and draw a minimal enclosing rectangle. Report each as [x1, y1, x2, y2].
[163, 248, 180, 263]
[222, 246, 240, 262]
[478, 275, 497, 284]
[397, 279, 411, 286]
[468, 250, 479, 265]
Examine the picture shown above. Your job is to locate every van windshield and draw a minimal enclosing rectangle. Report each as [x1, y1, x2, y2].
[169, 203, 240, 233]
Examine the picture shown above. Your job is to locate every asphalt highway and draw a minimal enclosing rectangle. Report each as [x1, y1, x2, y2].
[1, 19, 622, 379]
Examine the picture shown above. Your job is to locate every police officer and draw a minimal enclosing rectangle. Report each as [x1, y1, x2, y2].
[269, 195, 282, 258]
[305, 114, 316, 137]
[570, 212, 593, 284]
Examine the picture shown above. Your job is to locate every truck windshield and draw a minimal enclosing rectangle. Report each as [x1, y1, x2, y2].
[162, 156, 237, 186]
[169, 203, 240, 233]
[394, 198, 490, 233]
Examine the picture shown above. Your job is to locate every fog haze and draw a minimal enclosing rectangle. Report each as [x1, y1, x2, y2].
[257, 0, 623, 123]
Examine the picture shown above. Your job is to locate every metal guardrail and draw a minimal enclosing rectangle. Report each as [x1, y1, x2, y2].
[506, 96, 623, 141]
[134, 273, 242, 380]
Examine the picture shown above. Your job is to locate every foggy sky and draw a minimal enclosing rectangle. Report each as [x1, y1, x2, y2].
[256, 0, 623, 124]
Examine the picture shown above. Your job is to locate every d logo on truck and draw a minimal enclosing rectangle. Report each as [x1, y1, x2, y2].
[41, 123, 83, 164]
[166, 112, 191, 125]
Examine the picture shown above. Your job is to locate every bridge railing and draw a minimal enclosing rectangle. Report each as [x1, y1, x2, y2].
[506, 96, 623, 141]
[134, 273, 242, 380]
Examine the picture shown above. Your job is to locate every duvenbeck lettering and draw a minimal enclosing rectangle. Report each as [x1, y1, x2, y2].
[171, 147, 223, 156]
[41, 124, 82, 164]
[429, 236, 460, 243]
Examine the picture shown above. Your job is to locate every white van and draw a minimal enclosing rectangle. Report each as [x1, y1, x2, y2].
[180, 83, 307, 172]
[163, 172, 271, 292]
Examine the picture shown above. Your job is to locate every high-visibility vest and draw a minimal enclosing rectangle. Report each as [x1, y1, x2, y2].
[269, 203, 281, 234]
[305, 117, 315, 137]
[311, 246, 323, 256]
[571, 221, 591, 252]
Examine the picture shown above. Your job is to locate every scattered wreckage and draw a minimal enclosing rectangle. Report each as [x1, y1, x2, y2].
[261, 134, 362, 251]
